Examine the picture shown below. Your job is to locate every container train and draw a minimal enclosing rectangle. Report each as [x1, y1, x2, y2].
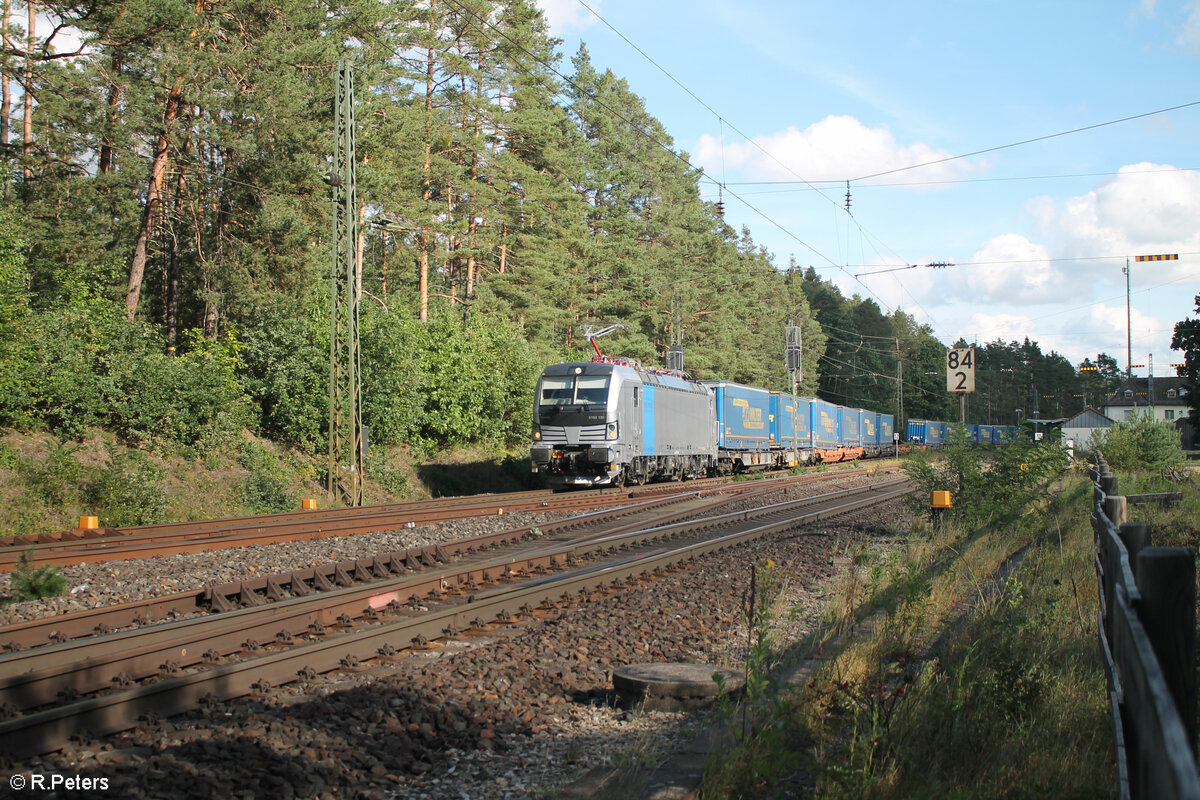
[905, 419, 1021, 447]
[528, 355, 898, 489]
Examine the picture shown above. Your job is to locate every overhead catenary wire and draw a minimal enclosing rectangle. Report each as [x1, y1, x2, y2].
[848, 99, 1200, 182]
[720, 165, 1200, 192]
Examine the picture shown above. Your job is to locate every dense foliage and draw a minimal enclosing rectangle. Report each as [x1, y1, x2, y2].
[1171, 293, 1200, 427]
[0, 1, 1130, 471]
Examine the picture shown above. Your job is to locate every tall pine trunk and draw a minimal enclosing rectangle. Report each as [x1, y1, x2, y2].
[165, 128, 191, 352]
[418, 4, 436, 322]
[21, 0, 32, 180]
[125, 78, 183, 321]
[98, 56, 122, 174]
[1, 0, 11, 151]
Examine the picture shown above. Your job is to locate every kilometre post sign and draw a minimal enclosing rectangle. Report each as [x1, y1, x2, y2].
[947, 347, 975, 394]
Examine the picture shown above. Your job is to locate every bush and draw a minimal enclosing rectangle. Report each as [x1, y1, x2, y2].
[84, 446, 168, 526]
[903, 425, 1069, 527]
[238, 301, 329, 452]
[360, 310, 542, 451]
[0, 305, 252, 449]
[236, 440, 296, 514]
[1093, 411, 1185, 471]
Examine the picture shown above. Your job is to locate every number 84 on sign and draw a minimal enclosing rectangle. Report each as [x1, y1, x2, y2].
[947, 347, 976, 394]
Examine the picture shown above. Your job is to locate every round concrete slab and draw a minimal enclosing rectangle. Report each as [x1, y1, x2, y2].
[612, 662, 746, 711]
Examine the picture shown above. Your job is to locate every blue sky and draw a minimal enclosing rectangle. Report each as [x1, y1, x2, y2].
[537, 0, 1200, 376]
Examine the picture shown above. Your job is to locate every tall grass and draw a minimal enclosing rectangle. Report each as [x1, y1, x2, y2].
[702, 474, 1117, 798]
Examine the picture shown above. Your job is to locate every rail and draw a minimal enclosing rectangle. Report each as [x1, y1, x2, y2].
[1091, 454, 1199, 800]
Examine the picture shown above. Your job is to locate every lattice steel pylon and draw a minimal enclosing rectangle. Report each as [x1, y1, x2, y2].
[327, 61, 363, 506]
[786, 324, 803, 396]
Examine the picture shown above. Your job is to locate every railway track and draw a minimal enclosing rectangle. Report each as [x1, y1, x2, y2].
[0, 465, 894, 572]
[0, 474, 911, 758]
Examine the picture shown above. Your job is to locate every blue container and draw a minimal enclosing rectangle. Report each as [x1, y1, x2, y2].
[964, 424, 980, 444]
[907, 419, 927, 444]
[839, 406, 862, 447]
[810, 399, 841, 449]
[706, 382, 772, 451]
[861, 411, 879, 448]
[926, 421, 945, 448]
[879, 414, 895, 445]
[770, 393, 812, 450]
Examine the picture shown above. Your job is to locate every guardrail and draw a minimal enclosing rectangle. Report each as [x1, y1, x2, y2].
[1091, 454, 1199, 800]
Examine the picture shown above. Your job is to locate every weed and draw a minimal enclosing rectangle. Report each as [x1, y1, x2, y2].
[84, 445, 168, 526]
[0, 441, 17, 470]
[366, 450, 410, 498]
[18, 442, 84, 507]
[6, 550, 66, 603]
[236, 440, 295, 514]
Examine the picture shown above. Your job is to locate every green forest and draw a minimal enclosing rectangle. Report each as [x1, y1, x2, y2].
[0, 0, 1131, 521]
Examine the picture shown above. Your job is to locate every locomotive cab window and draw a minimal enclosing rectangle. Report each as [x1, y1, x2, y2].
[538, 375, 610, 406]
[539, 376, 574, 405]
[575, 376, 609, 405]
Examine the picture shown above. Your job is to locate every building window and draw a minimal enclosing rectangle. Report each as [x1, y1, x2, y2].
[1124, 389, 1133, 398]
[1167, 389, 1176, 399]
[1165, 409, 1175, 421]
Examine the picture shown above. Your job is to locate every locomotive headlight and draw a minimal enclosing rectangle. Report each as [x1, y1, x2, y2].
[533, 430, 541, 440]
[606, 422, 618, 440]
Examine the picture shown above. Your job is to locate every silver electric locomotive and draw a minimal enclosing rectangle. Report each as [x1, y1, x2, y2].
[529, 359, 717, 488]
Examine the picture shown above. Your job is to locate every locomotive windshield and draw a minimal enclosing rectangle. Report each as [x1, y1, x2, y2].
[538, 375, 609, 407]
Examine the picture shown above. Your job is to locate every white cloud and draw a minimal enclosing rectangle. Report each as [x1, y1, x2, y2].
[1028, 163, 1200, 284]
[957, 234, 1063, 306]
[965, 310, 1040, 346]
[693, 115, 984, 183]
[1178, 0, 1200, 50]
[535, 0, 599, 34]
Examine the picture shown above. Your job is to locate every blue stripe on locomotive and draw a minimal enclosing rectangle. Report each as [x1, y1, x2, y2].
[643, 384, 656, 456]
[709, 382, 772, 451]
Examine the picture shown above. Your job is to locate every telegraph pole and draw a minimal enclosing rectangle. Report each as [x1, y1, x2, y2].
[1124, 258, 1131, 377]
[327, 61, 364, 506]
